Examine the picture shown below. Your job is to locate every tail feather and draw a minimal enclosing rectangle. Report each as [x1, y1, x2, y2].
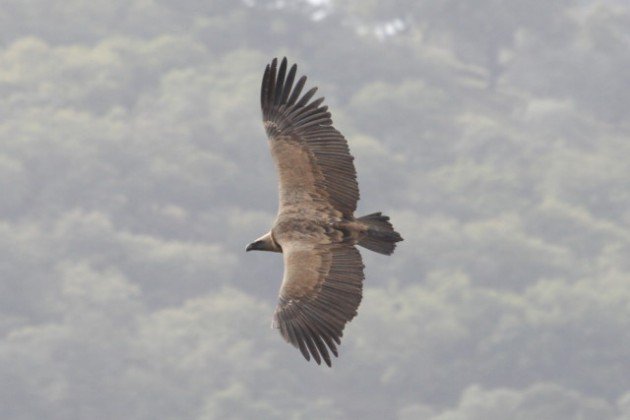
[357, 212, 403, 255]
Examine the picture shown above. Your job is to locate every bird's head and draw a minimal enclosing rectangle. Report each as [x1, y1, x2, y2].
[246, 231, 281, 253]
[245, 239, 265, 252]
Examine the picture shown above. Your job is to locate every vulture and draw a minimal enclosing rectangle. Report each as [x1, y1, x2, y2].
[246, 58, 403, 366]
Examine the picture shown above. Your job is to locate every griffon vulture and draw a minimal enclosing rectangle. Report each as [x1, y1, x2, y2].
[246, 58, 403, 366]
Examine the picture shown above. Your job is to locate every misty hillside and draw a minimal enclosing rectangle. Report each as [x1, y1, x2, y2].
[1, 1, 629, 419]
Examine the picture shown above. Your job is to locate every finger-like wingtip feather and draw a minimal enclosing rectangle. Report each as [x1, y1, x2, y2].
[274, 57, 288, 106]
[267, 58, 278, 108]
[287, 75, 307, 106]
[282, 64, 297, 104]
[261, 64, 270, 110]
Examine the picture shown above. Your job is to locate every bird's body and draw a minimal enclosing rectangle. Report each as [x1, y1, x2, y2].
[247, 58, 403, 366]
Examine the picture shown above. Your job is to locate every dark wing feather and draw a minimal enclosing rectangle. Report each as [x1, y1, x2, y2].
[261, 57, 359, 217]
[273, 243, 364, 366]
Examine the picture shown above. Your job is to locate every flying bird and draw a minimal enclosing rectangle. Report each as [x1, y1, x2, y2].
[246, 58, 403, 366]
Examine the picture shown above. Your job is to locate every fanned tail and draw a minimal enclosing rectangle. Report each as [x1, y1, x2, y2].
[357, 212, 403, 255]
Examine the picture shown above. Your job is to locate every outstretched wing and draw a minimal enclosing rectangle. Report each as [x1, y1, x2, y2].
[261, 57, 359, 217]
[273, 242, 365, 366]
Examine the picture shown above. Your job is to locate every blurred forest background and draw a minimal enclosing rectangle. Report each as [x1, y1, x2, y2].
[1, 0, 630, 419]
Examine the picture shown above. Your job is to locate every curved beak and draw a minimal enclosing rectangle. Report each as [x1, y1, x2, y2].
[245, 242, 257, 252]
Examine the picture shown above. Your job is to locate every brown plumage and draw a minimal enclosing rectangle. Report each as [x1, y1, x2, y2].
[246, 58, 403, 367]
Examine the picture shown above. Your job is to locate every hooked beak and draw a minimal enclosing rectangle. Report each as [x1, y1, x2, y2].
[245, 241, 259, 252]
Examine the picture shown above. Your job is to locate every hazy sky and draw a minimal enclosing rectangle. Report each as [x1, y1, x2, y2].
[1, 1, 629, 419]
